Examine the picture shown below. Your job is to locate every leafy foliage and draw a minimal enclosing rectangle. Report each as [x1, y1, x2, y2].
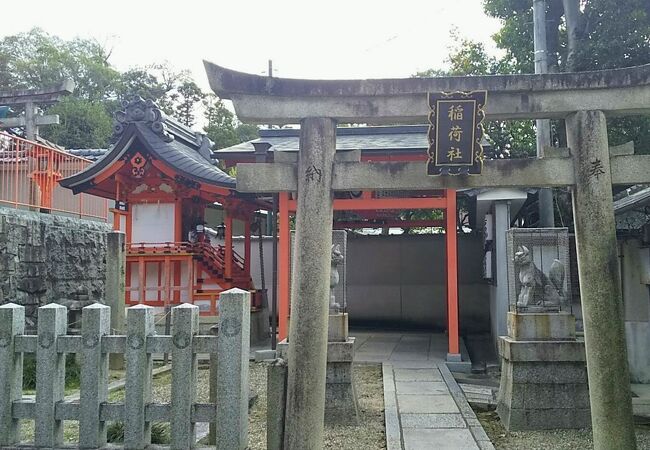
[415, 31, 536, 158]
[106, 421, 170, 444]
[0, 28, 257, 150]
[481, 0, 650, 152]
[22, 353, 81, 390]
[203, 94, 259, 150]
[40, 97, 113, 149]
[0, 28, 120, 102]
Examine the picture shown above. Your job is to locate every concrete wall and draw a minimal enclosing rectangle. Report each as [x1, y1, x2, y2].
[0, 207, 111, 327]
[345, 233, 490, 333]
[619, 238, 650, 383]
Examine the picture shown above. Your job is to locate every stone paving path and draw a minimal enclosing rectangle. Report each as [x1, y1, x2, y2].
[383, 363, 494, 450]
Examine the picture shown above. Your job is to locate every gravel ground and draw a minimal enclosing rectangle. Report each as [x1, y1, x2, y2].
[477, 409, 650, 449]
[249, 362, 386, 450]
[20, 362, 386, 449]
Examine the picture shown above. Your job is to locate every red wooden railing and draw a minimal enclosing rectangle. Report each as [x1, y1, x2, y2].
[0, 132, 108, 221]
[125, 241, 259, 315]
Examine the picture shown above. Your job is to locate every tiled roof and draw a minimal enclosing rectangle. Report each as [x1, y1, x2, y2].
[66, 148, 107, 161]
[60, 97, 234, 193]
[215, 125, 431, 154]
[136, 123, 234, 187]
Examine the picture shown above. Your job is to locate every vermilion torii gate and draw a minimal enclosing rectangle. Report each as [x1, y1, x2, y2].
[205, 61, 650, 450]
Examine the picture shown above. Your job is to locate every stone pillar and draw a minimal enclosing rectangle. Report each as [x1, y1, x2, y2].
[284, 117, 337, 450]
[124, 305, 154, 448]
[215, 288, 251, 450]
[567, 110, 636, 449]
[35, 304, 67, 448]
[492, 201, 510, 340]
[208, 324, 219, 445]
[79, 304, 110, 449]
[106, 231, 126, 369]
[0, 304, 24, 447]
[24, 101, 36, 141]
[267, 358, 288, 450]
[170, 304, 199, 450]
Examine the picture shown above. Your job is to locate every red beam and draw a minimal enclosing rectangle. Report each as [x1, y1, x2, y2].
[244, 219, 251, 276]
[288, 196, 446, 211]
[333, 219, 444, 229]
[278, 193, 290, 342]
[445, 189, 459, 357]
[225, 214, 233, 280]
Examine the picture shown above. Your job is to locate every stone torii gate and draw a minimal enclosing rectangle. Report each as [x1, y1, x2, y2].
[205, 61, 650, 450]
[0, 80, 75, 140]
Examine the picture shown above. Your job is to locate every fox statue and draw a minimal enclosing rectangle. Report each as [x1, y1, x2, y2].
[330, 244, 344, 313]
[513, 245, 565, 308]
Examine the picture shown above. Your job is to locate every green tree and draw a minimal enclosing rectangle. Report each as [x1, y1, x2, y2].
[172, 80, 205, 127]
[0, 30, 212, 147]
[40, 97, 112, 148]
[203, 94, 259, 149]
[0, 28, 120, 101]
[114, 64, 202, 122]
[482, 0, 650, 151]
[415, 32, 536, 158]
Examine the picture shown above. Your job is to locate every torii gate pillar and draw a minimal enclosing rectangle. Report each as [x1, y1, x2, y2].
[568, 110, 636, 449]
[284, 117, 337, 450]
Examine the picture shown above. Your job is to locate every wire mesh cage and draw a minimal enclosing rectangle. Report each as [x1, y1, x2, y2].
[291, 230, 347, 313]
[506, 228, 572, 313]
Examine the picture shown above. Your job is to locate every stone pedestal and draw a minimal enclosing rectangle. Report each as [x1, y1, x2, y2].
[328, 313, 348, 342]
[497, 312, 590, 430]
[507, 311, 575, 341]
[278, 335, 359, 425]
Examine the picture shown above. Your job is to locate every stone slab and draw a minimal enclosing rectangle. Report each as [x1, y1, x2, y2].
[400, 413, 466, 429]
[396, 381, 449, 395]
[397, 394, 460, 414]
[382, 364, 402, 450]
[394, 368, 443, 382]
[402, 428, 479, 450]
[255, 349, 277, 362]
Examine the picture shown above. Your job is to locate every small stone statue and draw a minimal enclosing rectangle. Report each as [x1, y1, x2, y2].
[514, 245, 565, 309]
[329, 244, 344, 313]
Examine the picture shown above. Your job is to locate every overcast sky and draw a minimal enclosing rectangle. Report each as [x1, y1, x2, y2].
[1, 0, 504, 90]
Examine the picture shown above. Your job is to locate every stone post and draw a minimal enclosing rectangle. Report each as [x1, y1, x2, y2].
[215, 288, 251, 450]
[284, 117, 337, 450]
[266, 358, 288, 450]
[124, 305, 154, 448]
[0, 304, 24, 447]
[208, 324, 219, 445]
[24, 101, 36, 141]
[106, 231, 126, 370]
[79, 303, 110, 449]
[170, 304, 199, 449]
[35, 303, 67, 448]
[567, 110, 636, 449]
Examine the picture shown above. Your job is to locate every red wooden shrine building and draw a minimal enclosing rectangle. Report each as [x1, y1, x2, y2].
[61, 97, 264, 315]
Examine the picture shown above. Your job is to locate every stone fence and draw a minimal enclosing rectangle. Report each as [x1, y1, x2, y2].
[0, 288, 251, 450]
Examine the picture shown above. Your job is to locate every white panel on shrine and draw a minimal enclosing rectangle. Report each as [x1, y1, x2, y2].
[131, 203, 175, 244]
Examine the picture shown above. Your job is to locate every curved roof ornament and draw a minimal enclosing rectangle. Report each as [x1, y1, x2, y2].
[111, 96, 174, 144]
